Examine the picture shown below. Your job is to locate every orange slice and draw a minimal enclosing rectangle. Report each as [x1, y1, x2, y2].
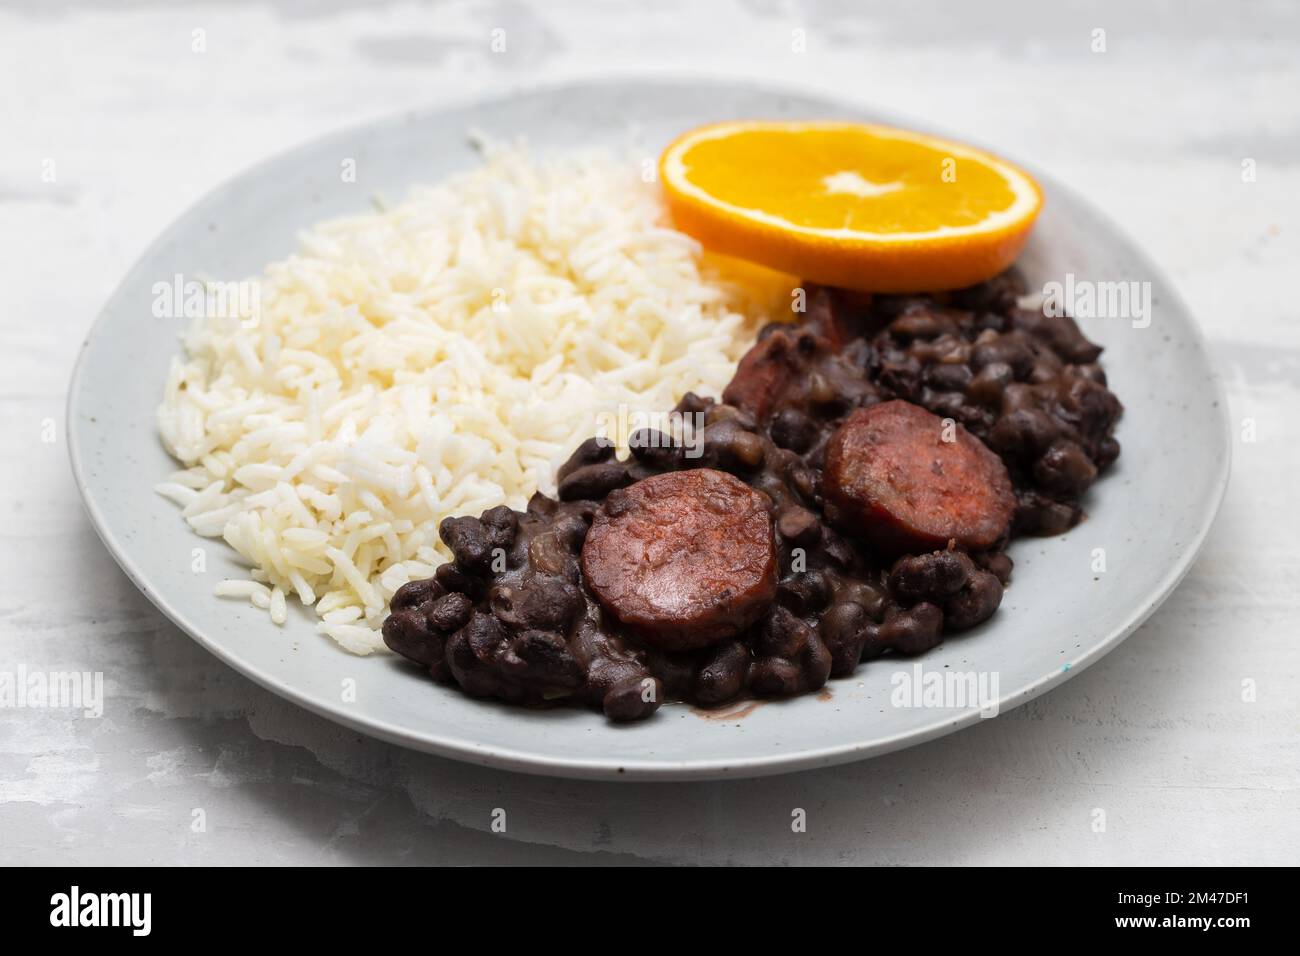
[659, 120, 1043, 293]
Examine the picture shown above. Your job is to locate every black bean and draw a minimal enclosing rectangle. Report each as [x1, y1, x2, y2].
[603, 676, 662, 721]
[975, 551, 1014, 585]
[527, 529, 576, 578]
[557, 461, 632, 501]
[1095, 435, 1121, 470]
[1064, 376, 1122, 437]
[702, 420, 767, 473]
[382, 608, 442, 667]
[858, 621, 888, 662]
[1072, 363, 1108, 386]
[558, 436, 615, 481]
[880, 602, 944, 655]
[802, 632, 832, 689]
[705, 404, 758, 430]
[754, 606, 811, 660]
[445, 619, 506, 699]
[956, 402, 996, 433]
[439, 516, 493, 573]
[838, 578, 889, 620]
[921, 388, 966, 420]
[532, 575, 587, 627]
[1033, 440, 1098, 497]
[434, 561, 486, 599]
[674, 391, 713, 416]
[879, 356, 922, 399]
[526, 491, 557, 518]
[770, 408, 818, 453]
[924, 362, 973, 392]
[462, 612, 506, 664]
[427, 592, 474, 633]
[442, 629, 479, 689]
[950, 273, 1025, 313]
[584, 658, 647, 699]
[888, 551, 971, 605]
[695, 641, 750, 706]
[1028, 355, 1064, 384]
[913, 333, 971, 366]
[889, 308, 953, 341]
[428, 657, 453, 685]
[972, 335, 1034, 379]
[648, 651, 696, 701]
[551, 512, 591, 551]
[749, 658, 804, 697]
[999, 381, 1037, 414]
[1013, 491, 1080, 536]
[498, 630, 584, 690]
[390, 577, 445, 612]
[944, 570, 1003, 630]
[487, 584, 523, 629]
[795, 329, 823, 357]
[490, 574, 583, 632]
[1010, 308, 1102, 363]
[628, 428, 687, 471]
[777, 569, 830, 614]
[988, 407, 1060, 462]
[480, 505, 519, 550]
[967, 358, 1013, 403]
[820, 600, 869, 677]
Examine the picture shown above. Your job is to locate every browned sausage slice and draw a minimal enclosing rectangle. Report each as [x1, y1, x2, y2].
[823, 400, 1014, 554]
[581, 469, 777, 651]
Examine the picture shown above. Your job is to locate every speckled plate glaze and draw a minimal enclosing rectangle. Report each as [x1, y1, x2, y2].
[67, 78, 1230, 780]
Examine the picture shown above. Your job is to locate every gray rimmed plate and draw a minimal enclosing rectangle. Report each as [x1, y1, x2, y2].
[67, 78, 1230, 780]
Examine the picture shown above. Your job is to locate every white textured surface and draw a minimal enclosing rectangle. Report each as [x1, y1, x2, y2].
[2, 0, 1297, 864]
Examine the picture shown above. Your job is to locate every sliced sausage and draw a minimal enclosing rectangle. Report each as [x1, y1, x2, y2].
[823, 400, 1014, 554]
[580, 469, 777, 651]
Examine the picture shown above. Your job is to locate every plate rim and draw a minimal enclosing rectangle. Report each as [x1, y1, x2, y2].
[66, 75, 1233, 781]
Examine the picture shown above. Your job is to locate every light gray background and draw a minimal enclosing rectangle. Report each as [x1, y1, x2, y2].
[2, 0, 1296, 864]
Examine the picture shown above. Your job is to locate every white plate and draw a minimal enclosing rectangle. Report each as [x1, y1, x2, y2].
[67, 78, 1230, 780]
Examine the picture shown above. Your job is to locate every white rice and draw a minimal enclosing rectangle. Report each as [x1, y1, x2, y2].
[155, 143, 787, 653]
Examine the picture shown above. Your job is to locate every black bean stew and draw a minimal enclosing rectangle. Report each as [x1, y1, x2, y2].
[382, 271, 1123, 721]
